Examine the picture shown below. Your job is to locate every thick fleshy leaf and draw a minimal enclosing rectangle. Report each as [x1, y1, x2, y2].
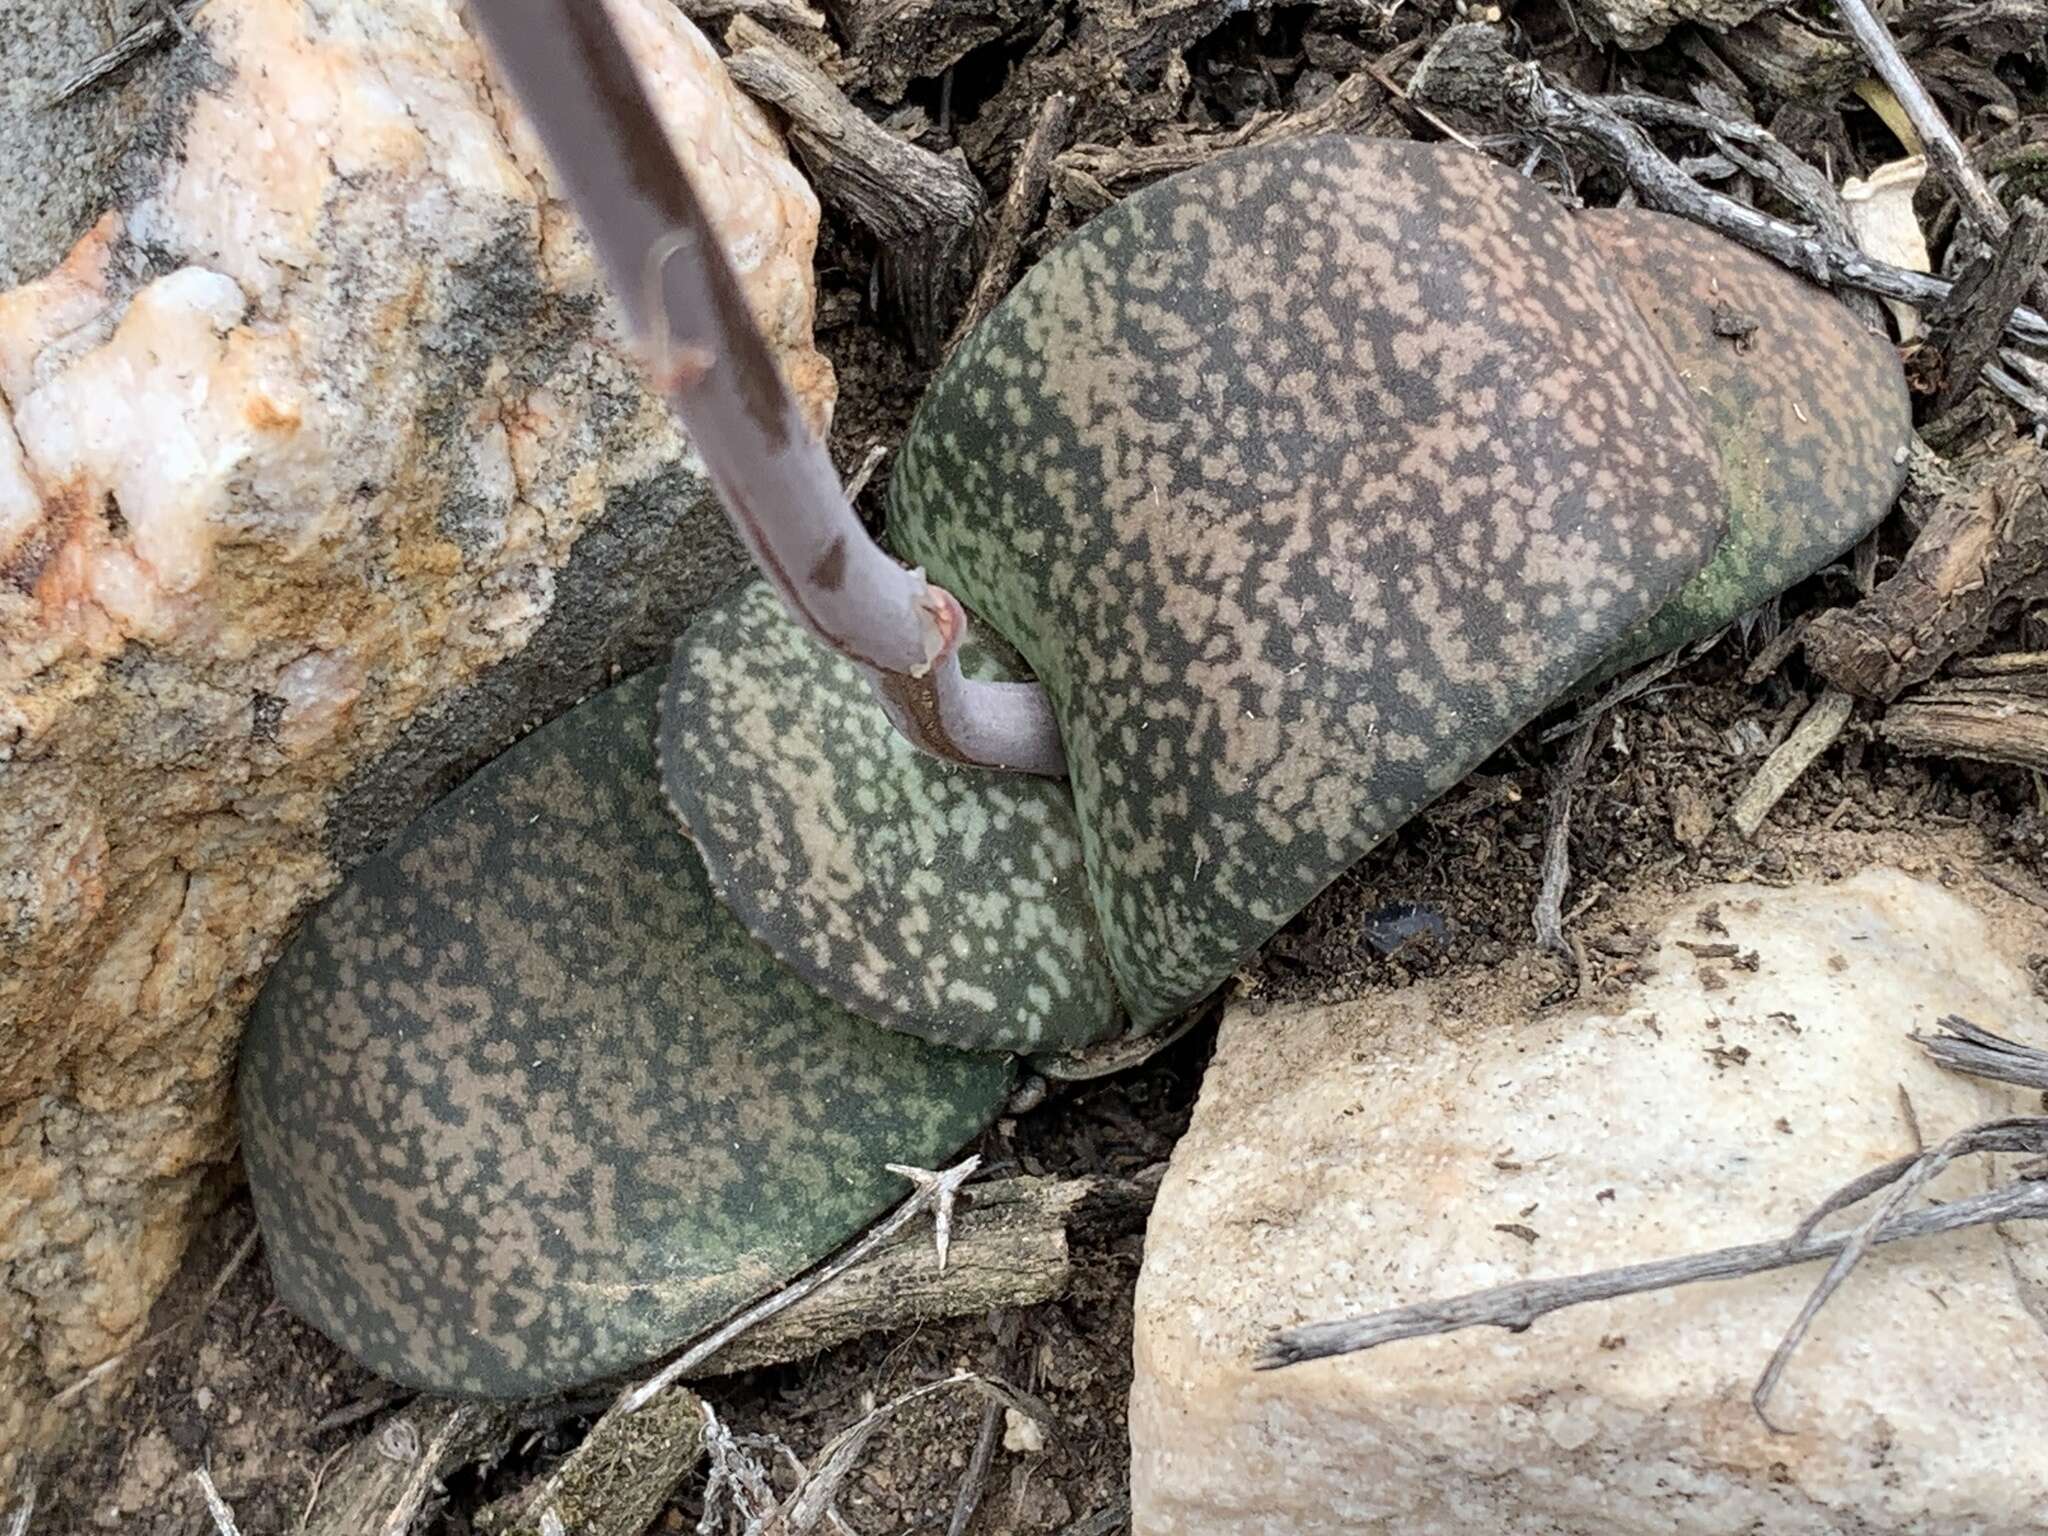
[659, 579, 1121, 1052]
[888, 136, 1728, 1026]
[240, 669, 1012, 1398]
[1578, 208, 1913, 679]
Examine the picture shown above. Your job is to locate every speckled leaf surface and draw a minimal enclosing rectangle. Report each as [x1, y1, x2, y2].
[888, 136, 1728, 1025]
[659, 579, 1120, 1052]
[1578, 208, 1912, 679]
[239, 669, 1012, 1399]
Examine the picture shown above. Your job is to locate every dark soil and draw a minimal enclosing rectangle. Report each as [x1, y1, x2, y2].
[29, 0, 2048, 1531]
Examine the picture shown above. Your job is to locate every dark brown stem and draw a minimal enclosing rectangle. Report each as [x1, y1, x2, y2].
[465, 0, 1065, 777]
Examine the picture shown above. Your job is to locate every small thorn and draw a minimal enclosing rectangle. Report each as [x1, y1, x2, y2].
[885, 1154, 981, 1271]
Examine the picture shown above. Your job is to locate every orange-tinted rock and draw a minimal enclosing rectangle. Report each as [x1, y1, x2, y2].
[0, 0, 829, 1475]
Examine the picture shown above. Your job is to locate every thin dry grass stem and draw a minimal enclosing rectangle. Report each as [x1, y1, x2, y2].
[622, 1155, 983, 1414]
[4, 1464, 37, 1536]
[1529, 651, 1688, 959]
[465, 0, 1064, 776]
[841, 444, 889, 506]
[945, 1395, 1005, 1536]
[1751, 1116, 2048, 1429]
[296, 1443, 351, 1535]
[1913, 1015, 2048, 1090]
[765, 1373, 1044, 1536]
[1258, 1116, 2048, 1394]
[1539, 644, 1694, 746]
[192, 1468, 243, 1536]
[1532, 714, 1600, 962]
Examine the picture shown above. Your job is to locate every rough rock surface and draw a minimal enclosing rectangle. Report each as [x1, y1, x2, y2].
[1132, 864, 2048, 1535]
[0, 0, 829, 1473]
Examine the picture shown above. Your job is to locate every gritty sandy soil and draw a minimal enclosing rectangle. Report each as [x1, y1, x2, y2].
[24, 0, 2048, 1529]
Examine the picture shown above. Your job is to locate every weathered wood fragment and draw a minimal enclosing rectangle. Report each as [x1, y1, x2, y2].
[725, 15, 984, 358]
[1806, 443, 2048, 699]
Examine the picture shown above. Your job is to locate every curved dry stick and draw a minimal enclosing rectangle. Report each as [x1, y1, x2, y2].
[464, 0, 1064, 777]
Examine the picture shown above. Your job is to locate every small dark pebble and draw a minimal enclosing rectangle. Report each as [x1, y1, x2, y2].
[1360, 903, 1451, 956]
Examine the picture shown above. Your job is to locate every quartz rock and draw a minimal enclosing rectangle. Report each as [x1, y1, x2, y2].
[0, 0, 827, 1475]
[1132, 865, 2048, 1535]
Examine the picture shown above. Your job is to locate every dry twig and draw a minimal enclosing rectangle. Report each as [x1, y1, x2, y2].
[192, 1468, 243, 1536]
[40, 0, 201, 107]
[676, 0, 825, 28]
[1751, 1117, 2042, 1427]
[725, 15, 986, 362]
[1914, 1014, 2048, 1090]
[484, 1384, 708, 1536]
[1828, 0, 2048, 318]
[1807, 442, 2048, 698]
[773, 1374, 1044, 1535]
[1932, 201, 2048, 409]
[1728, 689, 1856, 837]
[4, 1464, 37, 1536]
[1533, 716, 1601, 960]
[944, 1396, 1005, 1536]
[1259, 1121, 2048, 1373]
[946, 93, 1074, 359]
[1410, 27, 2048, 350]
[622, 1155, 984, 1413]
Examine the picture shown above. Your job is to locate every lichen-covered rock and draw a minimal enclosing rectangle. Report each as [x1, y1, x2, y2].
[0, 0, 827, 1469]
[889, 137, 1727, 1027]
[242, 669, 1012, 1397]
[1132, 863, 2048, 1535]
[659, 580, 1121, 1053]
[1579, 209, 1912, 680]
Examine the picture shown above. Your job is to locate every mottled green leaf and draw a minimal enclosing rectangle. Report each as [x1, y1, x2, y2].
[659, 579, 1121, 1052]
[1578, 208, 1913, 682]
[240, 669, 1012, 1398]
[889, 137, 1728, 1026]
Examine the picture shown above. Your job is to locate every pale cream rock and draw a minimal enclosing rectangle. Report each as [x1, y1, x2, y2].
[1132, 865, 2048, 1535]
[0, 0, 829, 1477]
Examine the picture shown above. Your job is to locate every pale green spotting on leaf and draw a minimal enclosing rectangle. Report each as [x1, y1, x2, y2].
[660, 579, 1122, 1053]
[1577, 208, 1913, 685]
[889, 137, 1729, 1027]
[240, 668, 1013, 1399]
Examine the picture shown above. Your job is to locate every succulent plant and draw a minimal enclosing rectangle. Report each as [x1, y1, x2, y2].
[240, 670, 1012, 1397]
[886, 137, 1734, 1026]
[659, 579, 1120, 1053]
[1575, 209, 1913, 680]
[239, 0, 1919, 1403]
